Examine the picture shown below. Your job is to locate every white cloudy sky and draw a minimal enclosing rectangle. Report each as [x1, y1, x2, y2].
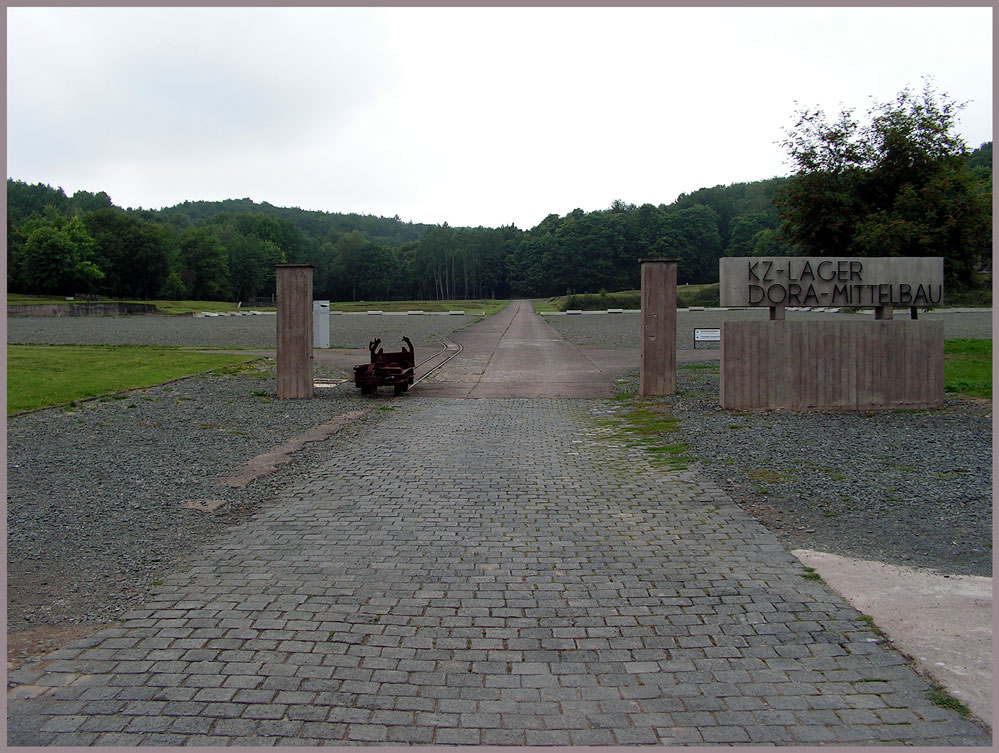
[5, 6, 993, 230]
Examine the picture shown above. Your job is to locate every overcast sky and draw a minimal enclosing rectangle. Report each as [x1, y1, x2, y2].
[5, 6, 993, 230]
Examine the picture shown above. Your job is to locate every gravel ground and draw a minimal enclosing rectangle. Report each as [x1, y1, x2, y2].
[6, 359, 389, 640]
[545, 308, 993, 349]
[6, 305, 992, 668]
[550, 306, 992, 577]
[6, 311, 481, 349]
[613, 364, 992, 577]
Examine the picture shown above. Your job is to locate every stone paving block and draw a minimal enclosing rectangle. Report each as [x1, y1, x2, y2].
[78, 715, 129, 733]
[481, 728, 527, 745]
[38, 715, 88, 733]
[258, 720, 305, 737]
[123, 715, 174, 733]
[39, 731, 98, 745]
[345, 723, 388, 742]
[5, 399, 991, 746]
[436, 727, 482, 744]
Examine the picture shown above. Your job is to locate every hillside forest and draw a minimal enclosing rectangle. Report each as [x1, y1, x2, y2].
[6, 106, 991, 304]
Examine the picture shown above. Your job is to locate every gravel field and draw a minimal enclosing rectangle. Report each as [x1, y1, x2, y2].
[614, 364, 992, 577]
[9, 308, 989, 351]
[6, 311, 481, 349]
[6, 360, 389, 641]
[6, 305, 992, 668]
[545, 308, 993, 349]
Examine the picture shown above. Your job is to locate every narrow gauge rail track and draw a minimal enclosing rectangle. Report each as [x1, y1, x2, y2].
[411, 340, 462, 387]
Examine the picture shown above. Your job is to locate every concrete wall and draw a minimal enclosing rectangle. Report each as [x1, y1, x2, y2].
[720, 319, 944, 411]
[7, 303, 158, 317]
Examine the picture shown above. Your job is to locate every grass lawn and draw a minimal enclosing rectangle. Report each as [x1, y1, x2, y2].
[944, 338, 992, 399]
[6, 294, 274, 316]
[329, 299, 509, 316]
[146, 300, 275, 315]
[6, 345, 258, 414]
[7, 294, 509, 316]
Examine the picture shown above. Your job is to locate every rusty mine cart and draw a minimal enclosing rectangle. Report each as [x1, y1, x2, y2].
[353, 337, 415, 396]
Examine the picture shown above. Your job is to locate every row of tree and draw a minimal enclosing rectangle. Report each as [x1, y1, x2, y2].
[7, 84, 991, 302]
[6, 185, 780, 301]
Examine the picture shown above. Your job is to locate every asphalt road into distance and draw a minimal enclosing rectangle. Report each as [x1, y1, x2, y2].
[415, 300, 634, 398]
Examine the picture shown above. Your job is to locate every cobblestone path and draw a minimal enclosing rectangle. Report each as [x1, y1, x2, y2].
[7, 399, 990, 745]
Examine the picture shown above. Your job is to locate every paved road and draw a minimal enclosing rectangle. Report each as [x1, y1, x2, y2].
[6, 302, 990, 745]
[415, 300, 629, 398]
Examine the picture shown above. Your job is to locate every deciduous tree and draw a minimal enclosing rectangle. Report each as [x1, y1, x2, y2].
[776, 81, 991, 283]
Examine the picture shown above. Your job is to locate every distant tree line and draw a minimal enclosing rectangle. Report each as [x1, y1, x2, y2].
[7, 86, 990, 302]
[6, 180, 792, 301]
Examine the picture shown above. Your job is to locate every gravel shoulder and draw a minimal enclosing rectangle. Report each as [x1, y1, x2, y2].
[6, 307, 992, 669]
[544, 308, 993, 348]
[550, 307, 992, 576]
[6, 313, 480, 669]
[5, 359, 392, 667]
[5, 311, 481, 348]
[613, 364, 992, 577]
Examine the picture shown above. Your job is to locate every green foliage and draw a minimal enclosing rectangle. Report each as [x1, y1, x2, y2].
[674, 177, 790, 250]
[159, 271, 188, 300]
[333, 230, 398, 301]
[800, 566, 824, 583]
[600, 399, 692, 471]
[329, 299, 507, 315]
[6, 345, 256, 414]
[206, 213, 286, 301]
[551, 283, 720, 311]
[178, 227, 229, 300]
[726, 212, 778, 257]
[944, 274, 991, 307]
[943, 339, 991, 399]
[677, 283, 721, 308]
[560, 291, 641, 311]
[82, 208, 172, 298]
[927, 685, 971, 717]
[776, 82, 992, 284]
[8, 123, 990, 303]
[19, 217, 104, 295]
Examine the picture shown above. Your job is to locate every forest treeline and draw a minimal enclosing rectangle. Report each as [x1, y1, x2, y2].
[7, 140, 991, 303]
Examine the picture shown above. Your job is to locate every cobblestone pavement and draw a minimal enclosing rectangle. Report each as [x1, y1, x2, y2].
[7, 398, 990, 746]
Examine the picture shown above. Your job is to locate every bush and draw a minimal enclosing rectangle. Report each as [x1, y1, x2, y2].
[559, 292, 641, 311]
[676, 285, 721, 308]
[556, 284, 722, 311]
[158, 271, 188, 300]
[944, 274, 992, 307]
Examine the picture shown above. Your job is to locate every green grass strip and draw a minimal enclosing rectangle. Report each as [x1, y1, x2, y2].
[6, 294, 274, 316]
[6, 344, 256, 414]
[944, 338, 991, 399]
[328, 299, 509, 315]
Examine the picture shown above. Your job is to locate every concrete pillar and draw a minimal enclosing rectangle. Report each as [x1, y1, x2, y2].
[276, 264, 314, 399]
[639, 258, 678, 396]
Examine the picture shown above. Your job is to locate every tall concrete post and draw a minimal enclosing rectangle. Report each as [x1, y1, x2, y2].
[276, 263, 314, 399]
[639, 258, 678, 396]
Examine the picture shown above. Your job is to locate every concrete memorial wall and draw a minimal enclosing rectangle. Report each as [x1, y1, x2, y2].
[718, 257, 945, 411]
